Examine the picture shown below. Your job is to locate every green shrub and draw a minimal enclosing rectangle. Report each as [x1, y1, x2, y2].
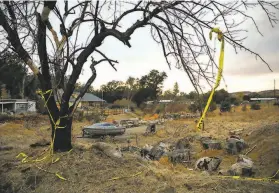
[209, 102, 217, 112]
[250, 102, 261, 110]
[220, 99, 231, 112]
[84, 112, 102, 123]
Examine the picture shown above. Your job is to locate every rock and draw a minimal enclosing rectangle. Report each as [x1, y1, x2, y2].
[0, 146, 13, 151]
[146, 123, 156, 133]
[158, 187, 176, 193]
[228, 155, 254, 176]
[93, 142, 122, 159]
[175, 137, 191, 150]
[195, 157, 222, 171]
[149, 142, 169, 160]
[140, 144, 153, 158]
[169, 149, 191, 163]
[225, 137, 246, 154]
[201, 139, 222, 150]
[30, 139, 50, 148]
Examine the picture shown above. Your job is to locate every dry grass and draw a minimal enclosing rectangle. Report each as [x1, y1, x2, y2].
[1, 106, 279, 192]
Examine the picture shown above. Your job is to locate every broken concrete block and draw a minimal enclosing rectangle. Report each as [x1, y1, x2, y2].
[228, 155, 254, 176]
[195, 157, 222, 171]
[175, 137, 191, 150]
[149, 142, 169, 160]
[168, 149, 191, 163]
[225, 137, 246, 154]
[201, 139, 222, 150]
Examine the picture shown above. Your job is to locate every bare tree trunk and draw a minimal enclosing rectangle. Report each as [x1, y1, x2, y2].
[53, 115, 72, 152]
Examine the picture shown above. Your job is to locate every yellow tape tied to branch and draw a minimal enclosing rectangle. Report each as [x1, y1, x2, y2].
[196, 28, 225, 131]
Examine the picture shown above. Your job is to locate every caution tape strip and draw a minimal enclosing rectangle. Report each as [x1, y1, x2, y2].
[196, 27, 225, 131]
[16, 89, 71, 181]
[218, 174, 279, 184]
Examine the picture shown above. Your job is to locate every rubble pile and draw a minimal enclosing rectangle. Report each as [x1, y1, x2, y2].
[225, 135, 246, 154]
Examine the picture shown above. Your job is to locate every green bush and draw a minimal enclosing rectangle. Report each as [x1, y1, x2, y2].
[220, 99, 231, 112]
[209, 102, 217, 112]
[250, 102, 261, 110]
[188, 103, 199, 113]
[84, 112, 102, 123]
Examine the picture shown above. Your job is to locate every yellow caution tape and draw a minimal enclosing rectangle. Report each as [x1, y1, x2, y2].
[196, 28, 224, 131]
[55, 173, 67, 181]
[16, 89, 71, 181]
[218, 174, 279, 184]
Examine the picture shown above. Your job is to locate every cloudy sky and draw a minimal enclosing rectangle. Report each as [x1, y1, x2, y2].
[50, 1, 279, 93]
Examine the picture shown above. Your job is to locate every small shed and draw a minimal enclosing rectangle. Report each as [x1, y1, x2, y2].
[0, 99, 36, 114]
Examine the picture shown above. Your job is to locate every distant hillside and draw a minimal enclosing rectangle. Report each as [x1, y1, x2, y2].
[230, 90, 279, 98]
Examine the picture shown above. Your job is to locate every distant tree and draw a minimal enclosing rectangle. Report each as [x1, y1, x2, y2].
[173, 82, 179, 98]
[125, 77, 139, 102]
[243, 95, 250, 101]
[214, 89, 230, 104]
[249, 92, 261, 98]
[132, 70, 167, 106]
[0, 85, 9, 99]
[139, 70, 167, 99]
[220, 98, 231, 112]
[236, 92, 244, 102]
[0, 52, 27, 98]
[209, 102, 217, 112]
[101, 81, 126, 103]
[133, 87, 154, 107]
[188, 91, 198, 100]
[163, 89, 173, 99]
[87, 86, 94, 93]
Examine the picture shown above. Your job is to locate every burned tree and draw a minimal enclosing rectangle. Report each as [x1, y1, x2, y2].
[0, 1, 278, 151]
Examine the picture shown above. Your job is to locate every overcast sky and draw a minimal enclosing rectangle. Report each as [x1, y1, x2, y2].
[50, 1, 279, 93]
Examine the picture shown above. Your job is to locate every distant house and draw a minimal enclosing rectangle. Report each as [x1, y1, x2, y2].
[69, 93, 106, 109]
[144, 101, 154, 105]
[0, 99, 36, 114]
[250, 98, 277, 102]
[159, 100, 173, 104]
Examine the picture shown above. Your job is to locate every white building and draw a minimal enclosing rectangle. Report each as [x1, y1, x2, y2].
[0, 99, 36, 114]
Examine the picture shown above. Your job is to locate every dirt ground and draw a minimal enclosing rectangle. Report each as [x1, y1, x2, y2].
[0, 105, 279, 193]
